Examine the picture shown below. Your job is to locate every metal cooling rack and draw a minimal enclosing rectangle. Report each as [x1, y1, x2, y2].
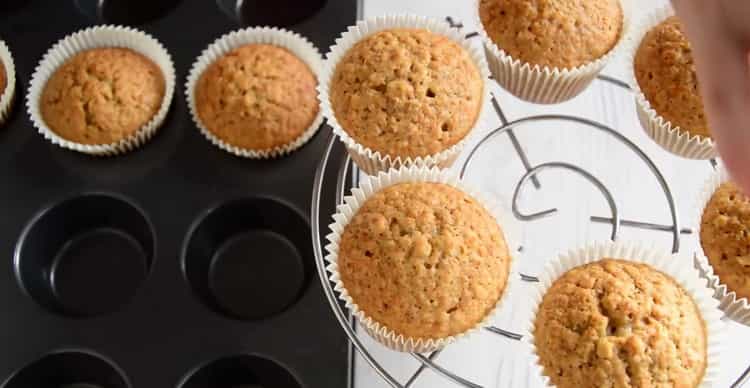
[310, 16, 748, 388]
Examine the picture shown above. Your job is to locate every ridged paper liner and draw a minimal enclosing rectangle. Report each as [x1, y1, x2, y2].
[324, 165, 518, 352]
[0, 40, 16, 126]
[527, 241, 724, 387]
[692, 166, 750, 324]
[474, 0, 632, 104]
[318, 15, 491, 175]
[186, 27, 324, 159]
[625, 5, 717, 160]
[26, 26, 175, 156]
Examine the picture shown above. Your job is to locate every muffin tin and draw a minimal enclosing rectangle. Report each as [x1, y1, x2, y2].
[0, 0, 356, 387]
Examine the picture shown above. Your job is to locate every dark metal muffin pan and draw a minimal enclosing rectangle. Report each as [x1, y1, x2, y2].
[0, 0, 357, 387]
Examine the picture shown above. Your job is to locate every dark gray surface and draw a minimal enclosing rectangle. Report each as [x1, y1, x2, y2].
[0, 0, 356, 386]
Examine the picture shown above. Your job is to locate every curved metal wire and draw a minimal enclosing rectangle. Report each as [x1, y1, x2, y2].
[460, 114, 681, 253]
[511, 162, 621, 241]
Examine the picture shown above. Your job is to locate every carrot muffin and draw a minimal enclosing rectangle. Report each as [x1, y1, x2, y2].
[195, 44, 319, 151]
[329, 28, 483, 159]
[534, 259, 707, 388]
[478, 0, 623, 69]
[700, 182, 750, 300]
[40, 48, 165, 145]
[634, 16, 709, 139]
[338, 182, 510, 340]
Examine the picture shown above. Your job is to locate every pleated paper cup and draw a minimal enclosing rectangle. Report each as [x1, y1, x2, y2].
[186, 27, 324, 159]
[318, 15, 491, 176]
[626, 5, 717, 160]
[527, 241, 724, 387]
[692, 166, 750, 324]
[26, 26, 175, 156]
[475, 0, 632, 104]
[324, 165, 517, 353]
[0, 39, 16, 127]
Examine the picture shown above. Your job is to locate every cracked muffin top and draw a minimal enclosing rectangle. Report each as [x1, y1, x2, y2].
[329, 28, 483, 159]
[478, 0, 622, 69]
[338, 182, 511, 339]
[195, 44, 319, 151]
[701, 181, 750, 299]
[534, 259, 706, 388]
[41, 48, 165, 145]
[635, 16, 710, 139]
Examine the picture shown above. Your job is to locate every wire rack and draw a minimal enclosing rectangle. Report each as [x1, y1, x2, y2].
[310, 16, 749, 388]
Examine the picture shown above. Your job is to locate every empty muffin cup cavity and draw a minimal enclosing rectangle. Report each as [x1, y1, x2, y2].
[74, 0, 182, 25]
[182, 197, 312, 320]
[178, 354, 302, 388]
[216, 0, 326, 27]
[14, 193, 155, 318]
[1, 350, 130, 388]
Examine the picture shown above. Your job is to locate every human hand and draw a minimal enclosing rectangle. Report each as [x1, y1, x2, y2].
[671, 0, 750, 191]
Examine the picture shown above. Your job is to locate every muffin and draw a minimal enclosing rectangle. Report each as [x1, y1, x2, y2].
[194, 43, 319, 152]
[534, 259, 707, 388]
[479, 0, 622, 69]
[0, 40, 16, 127]
[331, 28, 482, 160]
[634, 16, 709, 139]
[327, 169, 513, 352]
[629, 7, 715, 159]
[476, 0, 626, 104]
[40, 48, 165, 145]
[700, 181, 750, 300]
[320, 17, 488, 175]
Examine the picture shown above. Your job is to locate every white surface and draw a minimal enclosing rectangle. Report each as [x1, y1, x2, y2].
[348, 1, 749, 387]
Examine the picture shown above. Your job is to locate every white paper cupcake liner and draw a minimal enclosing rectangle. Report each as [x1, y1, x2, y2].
[0, 40, 16, 127]
[186, 27, 324, 159]
[691, 166, 750, 324]
[475, 0, 632, 104]
[318, 15, 492, 176]
[527, 241, 724, 387]
[324, 165, 518, 353]
[625, 5, 717, 160]
[26, 25, 175, 156]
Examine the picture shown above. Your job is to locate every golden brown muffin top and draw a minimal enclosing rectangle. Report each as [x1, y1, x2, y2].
[635, 16, 710, 138]
[534, 259, 706, 388]
[701, 182, 750, 300]
[41, 48, 165, 145]
[338, 182, 510, 339]
[329, 28, 483, 159]
[479, 0, 623, 69]
[195, 44, 319, 151]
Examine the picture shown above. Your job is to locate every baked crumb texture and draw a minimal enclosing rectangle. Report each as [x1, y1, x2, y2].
[634, 16, 710, 139]
[478, 0, 622, 69]
[41, 48, 165, 145]
[534, 259, 706, 388]
[330, 28, 483, 159]
[701, 182, 750, 300]
[195, 44, 319, 151]
[338, 182, 510, 339]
